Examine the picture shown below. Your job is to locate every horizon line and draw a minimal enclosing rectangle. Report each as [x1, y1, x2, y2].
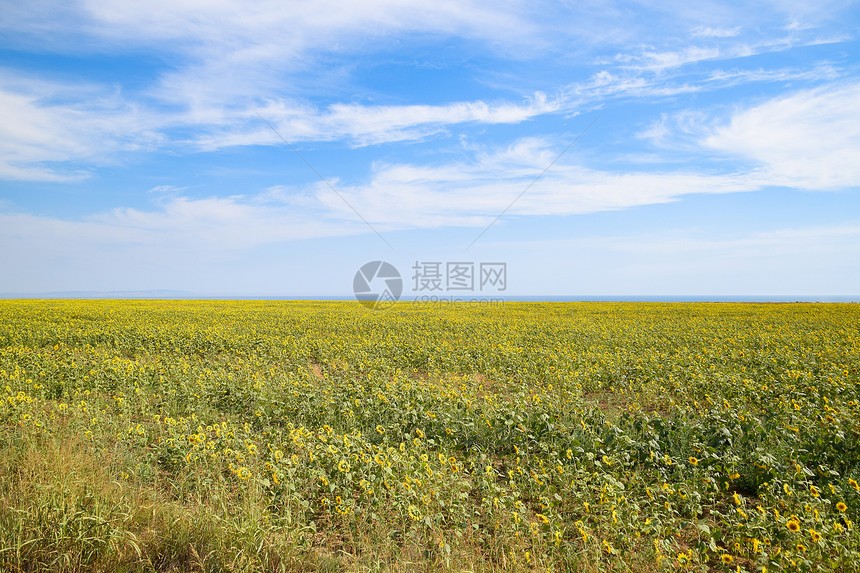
[1, 292, 858, 303]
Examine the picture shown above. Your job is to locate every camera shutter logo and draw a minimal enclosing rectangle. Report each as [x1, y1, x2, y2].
[353, 261, 402, 310]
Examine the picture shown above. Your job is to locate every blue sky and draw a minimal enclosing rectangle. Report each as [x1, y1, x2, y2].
[1, 0, 859, 297]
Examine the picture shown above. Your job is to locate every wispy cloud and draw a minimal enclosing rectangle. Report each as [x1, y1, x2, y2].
[0, 68, 562, 178]
[0, 192, 361, 257]
[637, 80, 860, 191]
[4, 71, 860, 252]
[692, 26, 742, 38]
[196, 92, 561, 150]
[561, 57, 839, 112]
[307, 145, 759, 230]
[703, 81, 860, 189]
[704, 64, 839, 86]
[0, 135, 760, 250]
[0, 70, 166, 180]
[84, 0, 543, 112]
[1, 1, 856, 181]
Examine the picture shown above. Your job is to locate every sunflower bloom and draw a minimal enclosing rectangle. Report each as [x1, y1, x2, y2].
[408, 505, 421, 521]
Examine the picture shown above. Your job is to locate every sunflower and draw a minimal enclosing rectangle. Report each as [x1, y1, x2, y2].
[809, 528, 821, 542]
[786, 520, 801, 532]
[721, 553, 733, 564]
[837, 502, 848, 512]
[688, 456, 699, 466]
[602, 540, 614, 554]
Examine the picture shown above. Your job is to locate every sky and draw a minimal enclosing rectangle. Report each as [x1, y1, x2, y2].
[1, 0, 859, 298]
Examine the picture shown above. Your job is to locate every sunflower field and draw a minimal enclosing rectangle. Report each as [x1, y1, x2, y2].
[1, 300, 859, 572]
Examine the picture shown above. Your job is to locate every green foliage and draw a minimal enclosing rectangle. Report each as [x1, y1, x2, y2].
[1, 300, 860, 571]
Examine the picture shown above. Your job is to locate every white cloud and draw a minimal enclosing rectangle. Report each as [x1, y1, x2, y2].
[81, 0, 533, 49]
[81, 0, 541, 112]
[704, 64, 839, 86]
[0, 1, 560, 179]
[0, 135, 760, 258]
[320, 158, 756, 229]
[0, 70, 167, 180]
[0, 67, 562, 178]
[693, 26, 742, 38]
[636, 81, 860, 190]
[93, 193, 363, 248]
[166, 137, 748, 231]
[148, 184, 188, 195]
[561, 58, 837, 111]
[637, 110, 713, 151]
[703, 82, 860, 189]
[1, 0, 857, 183]
[3, 78, 859, 244]
[608, 29, 848, 78]
[5, 94, 857, 253]
[633, 46, 724, 71]
[195, 92, 559, 150]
